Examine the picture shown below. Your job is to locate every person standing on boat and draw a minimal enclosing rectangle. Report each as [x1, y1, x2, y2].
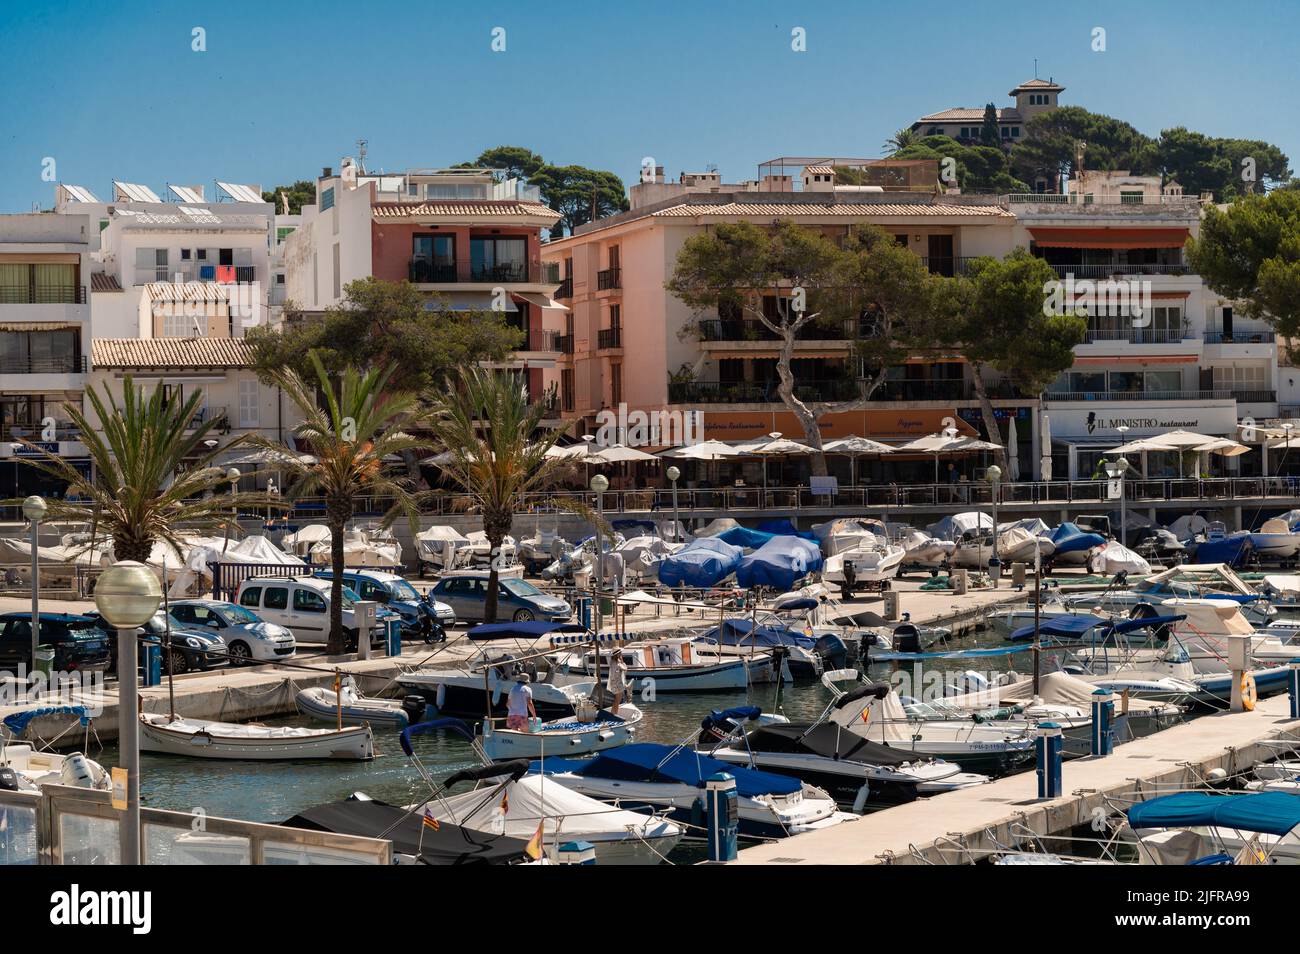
[607, 650, 629, 712]
[507, 673, 537, 731]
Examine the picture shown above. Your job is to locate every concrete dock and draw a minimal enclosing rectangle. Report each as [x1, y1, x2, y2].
[733, 691, 1300, 865]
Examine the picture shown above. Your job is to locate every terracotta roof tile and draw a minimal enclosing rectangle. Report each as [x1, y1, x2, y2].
[90, 273, 123, 293]
[651, 202, 1013, 219]
[372, 201, 559, 221]
[91, 337, 253, 369]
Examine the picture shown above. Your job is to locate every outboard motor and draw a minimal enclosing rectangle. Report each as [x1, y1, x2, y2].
[59, 753, 96, 788]
[813, 633, 849, 671]
[892, 623, 922, 654]
[0, 767, 18, 791]
[401, 694, 430, 725]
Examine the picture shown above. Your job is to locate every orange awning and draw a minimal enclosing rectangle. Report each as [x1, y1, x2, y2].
[1074, 355, 1196, 365]
[1029, 227, 1190, 249]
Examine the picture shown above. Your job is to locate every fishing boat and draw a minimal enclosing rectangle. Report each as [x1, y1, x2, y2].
[699, 705, 988, 808]
[138, 713, 375, 760]
[530, 742, 854, 839]
[404, 720, 683, 865]
[480, 704, 643, 760]
[823, 672, 1035, 774]
[551, 636, 757, 692]
[295, 677, 411, 729]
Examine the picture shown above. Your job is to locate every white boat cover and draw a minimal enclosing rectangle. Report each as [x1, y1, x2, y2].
[999, 526, 1054, 557]
[308, 536, 402, 568]
[1160, 598, 1256, 636]
[694, 518, 740, 538]
[424, 773, 674, 843]
[282, 524, 332, 553]
[927, 511, 993, 541]
[141, 714, 356, 739]
[1167, 514, 1209, 540]
[1088, 541, 1151, 576]
[948, 671, 1172, 715]
[770, 583, 830, 607]
[998, 518, 1051, 536]
[0, 537, 75, 565]
[1261, 575, 1300, 595]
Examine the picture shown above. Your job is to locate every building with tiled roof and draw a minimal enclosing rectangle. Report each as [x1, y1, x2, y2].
[91, 336, 254, 369]
[909, 76, 1065, 147]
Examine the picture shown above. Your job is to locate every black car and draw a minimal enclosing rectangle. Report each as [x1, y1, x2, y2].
[88, 611, 229, 675]
[0, 613, 112, 676]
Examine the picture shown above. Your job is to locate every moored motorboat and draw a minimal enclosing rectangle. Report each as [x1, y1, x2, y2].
[296, 677, 411, 729]
[480, 704, 642, 760]
[138, 713, 375, 760]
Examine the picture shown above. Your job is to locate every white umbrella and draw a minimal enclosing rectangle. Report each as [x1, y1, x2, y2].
[1148, 429, 1222, 448]
[590, 443, 658, 464]
[1005, 417, 1020, 481]
[224, 447, 317, 466]
[897, 432, 1001, 482]
[1040, 412, 1053, 481]
[823, 434, 894, 486]
[1193, 438, 1249, 457]
[658, 440, 742, 461]
[738, 432, 814, 494]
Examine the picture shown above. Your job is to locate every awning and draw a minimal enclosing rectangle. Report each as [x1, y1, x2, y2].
[1073, 355, 1197, 365]
[1029, 227, 1190, 249]
[511, 292, 568, 311]
[0, 321, 82, 332]
[424, 292, 517, 312]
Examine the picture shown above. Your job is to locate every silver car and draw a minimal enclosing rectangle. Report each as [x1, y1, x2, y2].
[431, 572, 571, 623]
[169, 600, 297, 665]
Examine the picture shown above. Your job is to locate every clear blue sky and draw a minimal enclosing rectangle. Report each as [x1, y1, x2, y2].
[1, 0, 1295, 212]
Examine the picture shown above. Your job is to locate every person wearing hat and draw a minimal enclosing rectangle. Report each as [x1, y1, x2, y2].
[506, 672, 537, 731]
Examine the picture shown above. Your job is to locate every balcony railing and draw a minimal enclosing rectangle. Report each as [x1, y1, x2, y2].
[526, 329, 561, 353]
[1205, 331, 1276, 344]
[921, 256, 979, 277]
[1046, 262, 1193, 278]
[556, 276, 573, 299]
[471, 263, 530, 283]
[1, 422, 80, 443]
[556, 334, 574, 355]
[597, 327, 622, 350]
[1232, 390, 1277, 404]
[0, 285, 86, 304]
[1009, 193, 1206, 207]
[669, 379, 860, 405]
[408, 260, 458, 283]
[1083, 328, 1188, 344]
[597, 267, 622, 290]
[1045, 389, 1231, 402]
[698, 317, 860, 342]
[0, 355, 88, 374]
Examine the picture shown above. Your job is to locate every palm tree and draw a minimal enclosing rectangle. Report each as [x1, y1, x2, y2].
[883, 127, 918, 155]
[425, 368, 594, 623]
[11, 378, 267, 563]
[254, 352, 428, 654]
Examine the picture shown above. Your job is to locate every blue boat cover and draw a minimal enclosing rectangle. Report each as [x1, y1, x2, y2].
[756, 519, 817, 541]
[467, 621, 587, 641]
[1008, 613, 1186, 643]
[1127, 791, 1300, 836]
[2, 705, 90, 735]
[735, 536, 824, 591]
[715, 525, 776, 550]
[657, 537, 743, 588]
[534, 742, 801, 798]
[696, 618, 815, 649]
[1049, 522, 1107, 554]
[868, 645, 1033, 662]
[1192, 533, 1253, 567]
[774, 597, 819, 612]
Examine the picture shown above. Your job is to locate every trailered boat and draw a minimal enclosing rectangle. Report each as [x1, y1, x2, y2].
[138, 713, 375, 760]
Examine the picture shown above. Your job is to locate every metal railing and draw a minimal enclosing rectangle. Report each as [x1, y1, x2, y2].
[1232, 389, 1278, 403]
[1009, 193, 1205, 207]
[921, 256, 979, 277]
[556, 333, 574, 354]
[407, 260, 457, 283]
[1082, 328, 1188, 344]
[667, 379, 860, 404]
[597, 266, 621, 290]
[0, 355, 88, 374]
[527, 329, 561, 352]
[697, 317, 861, 342]
[1044, 389, 1232, 402]
[1046, 262, 1192, 278]
[1205, 331, 1276, 344]
[556, 276, 572, 299]
[0, 284, 86, 304]
[597, 327, 622, 349]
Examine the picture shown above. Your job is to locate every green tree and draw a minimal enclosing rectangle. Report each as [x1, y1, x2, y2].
[1159, 128, 1290, 198]
[1010, 107, 1158, 190]
[254, 354, 428, 653]
[261, 180, 317, 214]
[1187, 189, 1300, 349]
[461, 145, 547, 181]
[10, 380, 269, 563]
[894, 136, 1030, 192]
[247, 277, 522, 394]
[882, 127, 918, 155]
[979, 103, 1000, 147]
[424, 368, 590, 623]
[943, 250, 1086, 460]
[530, 165, 630, 234]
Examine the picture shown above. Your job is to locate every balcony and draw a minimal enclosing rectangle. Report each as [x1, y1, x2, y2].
[1205, 331, 1275, 344]
[0, 355, 88, 374]
[697, 317, 859, 342]
[556, 276, 573, 299]
[524, 329, 561, 353]
[596, 267, 621, 291]
[1009, 193, 1206, 208]
[233, 266, 256, 284]
[0, 285, 86, 304]
[1083, 328, 1189, 345]
[669, 378, 860, 405]
[597, 327, 622, 350]
[556, 334, 574, 355]
[1232, 389, 1277, 404]
[921, 256, 980, 277]
[408, 260, 458, 283]
[1046, 262, 1193, 279]
[1045, 389, 1230, 402]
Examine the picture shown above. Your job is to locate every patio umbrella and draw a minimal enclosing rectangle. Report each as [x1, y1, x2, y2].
[1193, 438, 1249, 457]
[1040, 412, 1052, 481]
[1004, 418, 1020, 481]
[897, 432, 1002, 482]
[738, 432, 814, 494]
[823, 434, 894, 486]
[658, 440, 743, 461]
[223, 448, 317, 466]
[589, 443, 658, 464]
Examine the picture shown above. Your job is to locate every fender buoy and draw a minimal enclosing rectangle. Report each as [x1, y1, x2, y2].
[1241, 672, 1258, 711]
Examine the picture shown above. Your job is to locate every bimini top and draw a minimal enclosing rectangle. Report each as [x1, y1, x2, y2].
[1127, 791, 1300, 837]
[696, 618, 815, 649]
[533, 742, 801, 798]
[1009, 613, 1185, 643]
[467, 621, 587, 641]
[2, 705, 91, 736]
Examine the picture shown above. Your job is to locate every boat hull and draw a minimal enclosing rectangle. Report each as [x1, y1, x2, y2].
[481, 708, 642, 760]
[295, 687, 410, 729]
[395, 674, 582, 719]
[138, 716, 374, 761]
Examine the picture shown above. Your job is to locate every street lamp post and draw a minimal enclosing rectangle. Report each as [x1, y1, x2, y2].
[1105, 456, 1131, 545]
[985, 464, 1002, 582]
[94, 560, 162, 865]
[666, 465, 681, 543]
[22, 496, 46, 685]
[590, 474, 609, 633]
[223, 467, 241, 553]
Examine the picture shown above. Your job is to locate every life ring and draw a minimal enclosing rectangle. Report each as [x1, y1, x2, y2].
[1241, 672, 1258, 711]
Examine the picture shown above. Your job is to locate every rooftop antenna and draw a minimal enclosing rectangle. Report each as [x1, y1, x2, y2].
[356, 139, 369, 176]
[1034, 58, 1038, 79]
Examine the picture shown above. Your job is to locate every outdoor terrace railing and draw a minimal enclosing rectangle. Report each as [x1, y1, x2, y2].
[596, 267, 621, 290]
[0, 284, 86, 304]
[1009, 193, 1206, 207]
[556, 276, 573, 299]
[1046, 262, 1192, 278]
[407, 260, 458, 283]
[1082, 328, 1188, 344]
[0, 355, 88, 374]
[1044, 389, 1232, 402]
[597, 327, 622, 349]
[697, 317, 860, 342]
[921, 256, 980, 277]
[667, 379, 860, 404]
[1205, 331, 1276, 344]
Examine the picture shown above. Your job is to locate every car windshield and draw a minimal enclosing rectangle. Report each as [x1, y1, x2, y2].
[389, 579, 421, 601]
[221, 605, 261, 624]
[341, 586, 360, 608]
[502, 578, 543, 598]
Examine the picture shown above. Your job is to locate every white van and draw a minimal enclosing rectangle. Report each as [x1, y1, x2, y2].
[234, 577, 386, 650]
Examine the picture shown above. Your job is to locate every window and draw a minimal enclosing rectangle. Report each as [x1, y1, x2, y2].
[238, 378, 260, 428]
[411, 235, 455, 281]
[320, 187, 335, 211]
[610, 363, 622, 405]
[470, 237, 527, 282]
[1001, 127, 1011, 138]
[276, 227, 296, 244]
[266, 587, 290, 610]
[1212, 365, 1268, 391]
[293, 589, 327, 613]
[180, 249, 191, 260]
[1011, 127, 1020, 137]
[162, 308, 200, 337]
[332, 243, 341, 299]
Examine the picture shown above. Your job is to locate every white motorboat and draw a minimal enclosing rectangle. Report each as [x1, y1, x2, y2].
[296, 677, 411, 729]
[822, 542, 905, 584]
[553, 637, 757, 692]
[953, 527, 1053, 569]
[812, 518, 890, 557]
[1, 744, 109, 793]
[480, 703, 642, 760]
[1251, 518, 1300, 560]
[138, 714, 375, 760]
[900, 529, 955, 567]
[396, 650, 595, 719]
[531, 741, 854, 839]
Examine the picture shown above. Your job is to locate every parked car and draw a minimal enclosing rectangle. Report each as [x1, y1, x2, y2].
[88, 611, 228, 675]
[0, 612, 112, 676]
[169, 600, 297, 664]
[430, 571, 571, 623]
[233, 576, 389, 650]
[313, 569, 453, 641]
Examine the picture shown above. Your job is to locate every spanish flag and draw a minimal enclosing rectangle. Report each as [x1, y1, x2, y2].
[422, 808, 440, 832]
[501, 791, 510, 815]
[525, 820, 544, 861]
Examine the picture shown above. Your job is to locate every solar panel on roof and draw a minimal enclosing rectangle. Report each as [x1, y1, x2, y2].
[216, 181, 263, 203]
[113, 181, 162, 203]
[60, 184, 100, 203]
[168, 184, 205, 203]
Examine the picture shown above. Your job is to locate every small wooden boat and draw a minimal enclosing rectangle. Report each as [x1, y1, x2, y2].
[480, 704, 642, 760]
[139, 713, 374, 761]
[296, 677, 410, 729]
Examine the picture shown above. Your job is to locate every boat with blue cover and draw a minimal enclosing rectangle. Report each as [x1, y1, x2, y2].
[1126, 791, 1300, 864]
[529, 741, 854, 838]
